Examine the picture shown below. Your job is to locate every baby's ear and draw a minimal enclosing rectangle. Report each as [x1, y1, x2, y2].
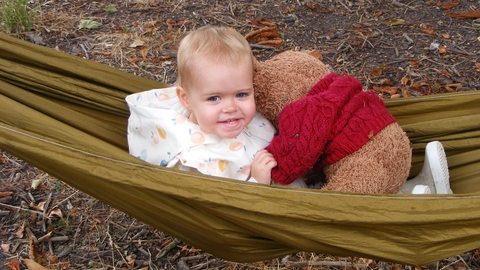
[176, 86, 191, 110]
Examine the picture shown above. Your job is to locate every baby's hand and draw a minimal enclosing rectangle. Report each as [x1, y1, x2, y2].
[251, 150, 277, 185]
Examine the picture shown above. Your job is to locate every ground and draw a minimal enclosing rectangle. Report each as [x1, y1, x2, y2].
[1, 0, 480, 269]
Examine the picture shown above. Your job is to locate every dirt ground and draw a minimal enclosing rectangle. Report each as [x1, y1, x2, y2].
[2, 0, 480, 269]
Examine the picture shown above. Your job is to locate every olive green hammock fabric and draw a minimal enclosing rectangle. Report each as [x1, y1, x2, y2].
[1, 33, 479, 266]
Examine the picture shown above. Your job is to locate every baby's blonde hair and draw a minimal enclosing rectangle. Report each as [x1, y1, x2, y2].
[176, 25, 254, 88]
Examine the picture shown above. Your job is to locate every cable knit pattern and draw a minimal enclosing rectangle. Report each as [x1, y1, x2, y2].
[265, 73, 397, 185]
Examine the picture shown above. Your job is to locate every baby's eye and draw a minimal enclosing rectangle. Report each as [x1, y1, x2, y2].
[207, 96, 220, 102]
[236, 92, 248, 98]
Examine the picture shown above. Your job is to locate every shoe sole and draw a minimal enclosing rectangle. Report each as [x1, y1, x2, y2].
[426, 141, 452, 194]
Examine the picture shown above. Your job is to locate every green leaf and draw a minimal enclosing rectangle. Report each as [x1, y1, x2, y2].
[78, 20, 102, 29]
[386, 19, 405, 26]
[103, 5, 118, 13]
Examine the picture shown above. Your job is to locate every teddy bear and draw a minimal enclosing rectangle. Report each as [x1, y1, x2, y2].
[252, 50, 412, 193]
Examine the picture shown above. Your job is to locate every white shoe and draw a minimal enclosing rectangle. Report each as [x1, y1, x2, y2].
[399, 141, 452, 194]
[411, 185, 432, 194]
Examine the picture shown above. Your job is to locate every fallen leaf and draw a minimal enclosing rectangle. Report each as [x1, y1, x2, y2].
[475, 62, 480, 72]
[438, 45, 448, 55]
[310, 51, 323, 61]
[0, 191, 13, 198]
[30, 201, 45, 211]
[420, 27, 436, 35]
[370, 64, 386, 76]
[129, 38, 145, 48]
[245, 26, 283, 48]
[446, 10, 480, 19]
[445, 83, 462, 91]
[31, 179, 43, 190]
[14, 222, 25, 239]
[379, 78, 394, 86]
[23, 259, 50, 270]
[306, 2, 322, 12]
[78, 20, 102, 29]
[400, 77, 410, 86]
[142, 26, 156, 35]
[143, 20, 159, 28]
[103, 5, 117, 13]
[386, 19, 405, 26]
[439, 70, 452, 77]
[441, 33, 450, 38]
[441, 1, 461, 9]
[1, 243, 9, 252]
[139, 48, 149, 61]
[6, 260, 20, 270]
[48, 208, 63, 219]
[249, 18, 278, 27]
[373, 85, 398, 95]
[128, 58, 140, 64]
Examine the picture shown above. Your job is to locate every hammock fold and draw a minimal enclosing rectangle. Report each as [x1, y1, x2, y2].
[1, 33, 480, 266]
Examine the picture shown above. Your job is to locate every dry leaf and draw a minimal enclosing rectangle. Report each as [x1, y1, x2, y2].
[379, 78, 394, 86]
[446, 10, 480, 19]
[128, 58, 140, 64]
[245, 26, 283, 48]
[306, 2, 321, 12]
[31, 179, 43, 190]
[439, 70, 452, 77]
[441, 33, 450, 38]
[310, 51, 323, 61]
[420, 27, 436, 35]
[249, 18, 277, 27]
[48, 208, 63, 219]
[15, 222, 25, 239]
[370, 64, 386, 76]
[6, 260, 20, 270]
[475, 62, 480, 72]
[143, 20, 159, 28]
[400, 77, 409, 85]
[373, 86, 398, 95]
[129, 38, 145, 48]
[23, 259, 50, 270]
[29, 201, 45, 211]
[441, 1, 461, 10]
[438, 45, 448, 55]
[139, 48, 149, 61]
[142, 26, 156, 35]
[0, 191, 13, 198]
[401, 86, 413, 97]
[386, 19, 405, 26]
[1, 243, 9, 252]
[445, 83, 462, 91]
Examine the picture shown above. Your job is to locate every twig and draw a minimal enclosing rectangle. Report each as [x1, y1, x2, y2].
[249, 43, 277, 50]
[288, 260, 369, 269]
[0, 202, 46, 217]
[79, 44, 89, 59]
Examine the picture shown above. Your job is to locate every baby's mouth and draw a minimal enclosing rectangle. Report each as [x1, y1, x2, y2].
[220, 119, 239, 124]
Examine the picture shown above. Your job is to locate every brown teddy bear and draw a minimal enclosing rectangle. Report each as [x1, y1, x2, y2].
[253, 51, 412, 193]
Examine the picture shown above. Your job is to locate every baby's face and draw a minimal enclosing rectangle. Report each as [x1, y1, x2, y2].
[178, 57, 255, 139]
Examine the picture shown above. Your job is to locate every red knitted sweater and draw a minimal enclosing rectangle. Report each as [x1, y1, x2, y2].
[265, 73, 397, 185]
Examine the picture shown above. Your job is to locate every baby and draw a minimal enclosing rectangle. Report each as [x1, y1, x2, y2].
[126, 25, 306, 188]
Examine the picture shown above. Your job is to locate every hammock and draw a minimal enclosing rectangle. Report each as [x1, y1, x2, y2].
[1, 33, 479, 266]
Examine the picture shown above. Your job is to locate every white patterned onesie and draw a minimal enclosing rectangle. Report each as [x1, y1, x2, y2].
[126, 87, 306, 188]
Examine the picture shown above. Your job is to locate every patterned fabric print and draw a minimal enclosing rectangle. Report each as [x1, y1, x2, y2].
[126, 87, 275, 183]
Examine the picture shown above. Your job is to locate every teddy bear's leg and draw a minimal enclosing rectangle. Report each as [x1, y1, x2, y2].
[321, 123, 412, 193]
[398, 141, 452, 194]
